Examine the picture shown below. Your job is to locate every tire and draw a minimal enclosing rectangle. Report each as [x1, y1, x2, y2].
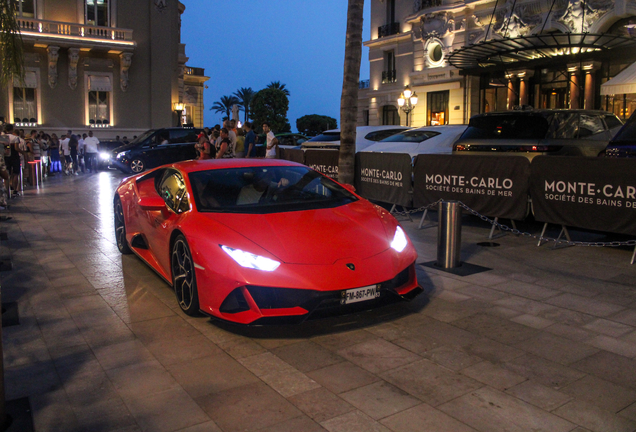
[114, 197, 132, 254]
[171, 235, 200, 316]
[130, 158, 145, 173]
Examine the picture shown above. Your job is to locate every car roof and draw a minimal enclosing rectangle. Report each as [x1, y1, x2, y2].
[472, 109, 613, 117]
[407, 125, 467, 133]
[165, 158, 305, 174]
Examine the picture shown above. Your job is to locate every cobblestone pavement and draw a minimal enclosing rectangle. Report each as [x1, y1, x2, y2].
[2, 170, 636, 432]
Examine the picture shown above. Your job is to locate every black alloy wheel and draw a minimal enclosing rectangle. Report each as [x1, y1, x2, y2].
[171, 235, 200, 316]
[130, 158, 145, 173]
[114, 197, 132, 254]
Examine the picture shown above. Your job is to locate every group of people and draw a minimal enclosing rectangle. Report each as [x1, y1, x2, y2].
[195, 120, 279, 160]
[0, 124, 102, 208]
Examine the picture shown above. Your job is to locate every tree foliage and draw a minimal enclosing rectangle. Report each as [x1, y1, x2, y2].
[338, 0, 364, 186]
[251, 88, 290, 133]
[1, 0, 24, 85]
[296, 115, 337, 136]
[233, 87, 255, 123]
[211, 95, 240, 120]
[266, 81, 290, 96]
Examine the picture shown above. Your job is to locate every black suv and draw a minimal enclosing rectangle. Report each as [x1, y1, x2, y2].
[453, 110, 623, 160]
[606, 111, 636, 158]
[110, 128, 202, 174]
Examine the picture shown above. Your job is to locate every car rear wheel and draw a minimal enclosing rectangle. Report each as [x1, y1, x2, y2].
[130, 158, 145, 173]
[172, 235, 200, 316]
[114, 197, 132, 254]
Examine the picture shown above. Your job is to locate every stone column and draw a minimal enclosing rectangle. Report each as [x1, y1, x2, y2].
[507, 78, 516, 110]
[570, 71, 580, 109]
[519, 78, 528, 106]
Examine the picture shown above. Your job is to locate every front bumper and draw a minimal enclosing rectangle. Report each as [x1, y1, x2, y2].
[209, 262, 421, 325]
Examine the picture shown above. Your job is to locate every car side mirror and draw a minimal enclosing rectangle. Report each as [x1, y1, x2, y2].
[138, 196, 166, 211]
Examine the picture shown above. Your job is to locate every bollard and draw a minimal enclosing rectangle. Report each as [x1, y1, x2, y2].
[28, 160, 42, 187]
[437, 201, 462, 269]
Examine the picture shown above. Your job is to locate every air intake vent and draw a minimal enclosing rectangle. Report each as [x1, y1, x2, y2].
[219, 288, 250, 314]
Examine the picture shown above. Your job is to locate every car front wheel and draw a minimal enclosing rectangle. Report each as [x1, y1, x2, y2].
[130, 158, 145, 173]
[114, 197, 132, 254]
[171, 235, 200, 316]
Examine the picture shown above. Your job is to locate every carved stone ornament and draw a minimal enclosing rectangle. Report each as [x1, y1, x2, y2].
[556, 0, 612, 33]
[494, 0, 542, 37]
[119, 52, 133, 92]
[420, 12, 456, 65]
[68, 48, 80, 90]
[47, 46, 60, 89]
[154, 0, 167, 12]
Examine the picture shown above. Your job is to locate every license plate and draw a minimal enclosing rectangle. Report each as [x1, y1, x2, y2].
[341, 285, 380, 305]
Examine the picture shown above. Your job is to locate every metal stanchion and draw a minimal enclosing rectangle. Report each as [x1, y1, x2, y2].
[437, 201, 462, 269]
[28, 161, 42, 187]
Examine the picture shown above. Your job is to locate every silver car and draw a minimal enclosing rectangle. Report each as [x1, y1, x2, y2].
[453, 110, 623, 160]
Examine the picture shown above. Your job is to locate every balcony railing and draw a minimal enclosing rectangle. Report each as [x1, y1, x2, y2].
[378, 22, 400, 38]
[359, 79, 370, 89]
[418, 0, 442, 10]
[185, 67, 205, 76]
[382, 70, 397, 84]
[16, 17, 134, 44]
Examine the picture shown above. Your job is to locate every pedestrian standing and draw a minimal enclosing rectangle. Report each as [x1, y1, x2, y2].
[215, 128, 234, 159]
[78, 133, 86, 173]
[60, 134, 71, 175]
[83, 130, 100, 173]
[195, 133, 212, 160]
[48, 133, 62, 174]
[244, 122, 256, 158]
[40, 133, 50, 177]
[69, 134, 79, 175]
[235, 128, 246, 158]
[263, 122, 279, 159]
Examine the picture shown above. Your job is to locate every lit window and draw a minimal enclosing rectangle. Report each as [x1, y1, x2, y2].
[88, 91, 110, 125]
[86, 0, 109, 27]
[13, 0, 35, 18]
[13, 88, 37, 124]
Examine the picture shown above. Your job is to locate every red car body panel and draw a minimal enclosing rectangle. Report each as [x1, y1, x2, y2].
[115, 159, 421, 324]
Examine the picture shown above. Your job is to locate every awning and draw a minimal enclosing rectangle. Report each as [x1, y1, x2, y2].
[89, 75, 112, 92]
[448, 33, 636, 71]
[601, 61, 636, 95]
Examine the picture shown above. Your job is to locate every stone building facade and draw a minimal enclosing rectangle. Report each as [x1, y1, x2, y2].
[359, 0, 636, 128]
[1, 0, 209, 138]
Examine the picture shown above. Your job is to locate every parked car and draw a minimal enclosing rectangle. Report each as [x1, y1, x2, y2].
[301, 126, 412, 152]
[114, 158, 421, 323]
[97, 140, 124, 170]
[453, 110, 623, 160]
[605, 111, 636, 157]
[110, 127, 202, 173]
[361, 125, 467, 158]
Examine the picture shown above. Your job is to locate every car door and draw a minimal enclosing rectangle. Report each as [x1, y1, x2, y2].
[169, 129, 199, 162]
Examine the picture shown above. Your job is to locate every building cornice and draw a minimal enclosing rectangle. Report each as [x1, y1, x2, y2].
[364, 32, 412, 48]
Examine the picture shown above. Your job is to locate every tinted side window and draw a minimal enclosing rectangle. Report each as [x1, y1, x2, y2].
[546, 113, 579, 139]
[158, 171, 189, 213]
[604, 114, 623, 130]
[364, 129, 407, 141]
[169, 130, 193, 144]
[578, 115, 605, 138]
[307, 133, 341, 142]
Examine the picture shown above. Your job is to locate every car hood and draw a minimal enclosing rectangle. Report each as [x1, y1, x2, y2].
[205, 200, 392, 265]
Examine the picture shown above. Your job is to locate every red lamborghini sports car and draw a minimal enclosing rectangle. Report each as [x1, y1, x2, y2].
[114, 159, 422, 325]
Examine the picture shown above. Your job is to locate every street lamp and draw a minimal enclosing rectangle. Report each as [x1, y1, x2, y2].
[397, 85, 418, 126]
[174, 102, 184, 127]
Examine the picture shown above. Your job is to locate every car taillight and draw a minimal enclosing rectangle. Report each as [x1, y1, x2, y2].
[454, 144, 466, 151]
[518, 146, 549, 152]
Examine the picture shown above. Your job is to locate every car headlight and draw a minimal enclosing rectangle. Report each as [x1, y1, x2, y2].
[390, 226, 408, 252]
[221, 245, 280, 271]
[117, 151, 127, 159]
[99, 152, 110, 160]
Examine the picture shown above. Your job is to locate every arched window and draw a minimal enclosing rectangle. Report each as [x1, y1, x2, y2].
[382, 105, 400, 125]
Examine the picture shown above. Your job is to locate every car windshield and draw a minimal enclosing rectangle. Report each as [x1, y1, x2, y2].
[307, 132, 340, 142]
[380, 130, 441, 143]
[189, 166, 358, 214]
[461, 115, 549, 140]
[128, 130, 156, 145]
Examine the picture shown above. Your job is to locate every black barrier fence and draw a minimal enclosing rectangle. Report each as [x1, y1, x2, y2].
[531, 156, 636, 236]
[279, 148, 305, 165]
[354, 152, 413, 207]
[278, 150, 636, 237]
[414, 155, 531, 221]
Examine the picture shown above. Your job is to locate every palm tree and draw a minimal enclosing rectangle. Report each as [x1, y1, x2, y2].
[1, 0, 24, 85]
[266, 81, 290, 96]
[211, 95, 240, 120]
[338, 0, 364, 186]
[233, 87, 255, 123]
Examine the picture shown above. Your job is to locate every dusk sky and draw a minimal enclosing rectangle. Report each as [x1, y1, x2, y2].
[180, 1, 371, 132]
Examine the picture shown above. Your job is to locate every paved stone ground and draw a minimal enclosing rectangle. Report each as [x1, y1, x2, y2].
[1, 170, 636, 432]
